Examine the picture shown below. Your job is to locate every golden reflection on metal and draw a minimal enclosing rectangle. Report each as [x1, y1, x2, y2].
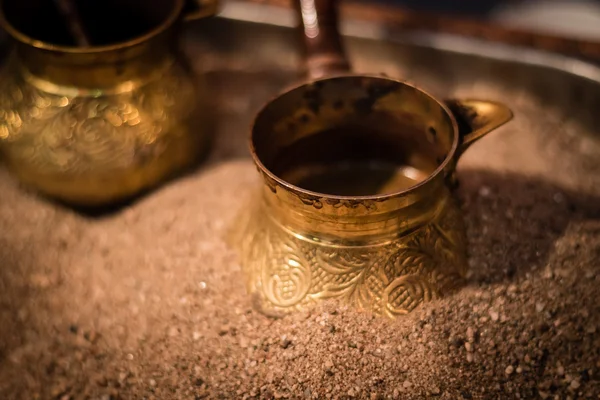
[0, 0, 217, 206]
[233, 0, 513, 318]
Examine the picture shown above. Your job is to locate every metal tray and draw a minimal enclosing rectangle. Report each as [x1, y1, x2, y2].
[190, 0, 600, 195]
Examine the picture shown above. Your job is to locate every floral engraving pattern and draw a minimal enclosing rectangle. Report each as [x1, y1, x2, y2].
[382, 274, 438, 318]
[239, 197, 467, 318]
[261, 235, 312, 308]
[0, 61, 196, 175]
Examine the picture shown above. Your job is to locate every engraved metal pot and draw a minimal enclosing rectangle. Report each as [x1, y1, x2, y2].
[0, 0, 217, 206]
[235, 0, 513, 318]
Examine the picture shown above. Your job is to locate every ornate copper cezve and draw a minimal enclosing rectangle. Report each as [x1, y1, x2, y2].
[233, 0, 513, 318]
[0, 0, 217, 206]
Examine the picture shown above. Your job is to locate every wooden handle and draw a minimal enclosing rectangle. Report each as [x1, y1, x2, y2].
[295, 0, 350, 79]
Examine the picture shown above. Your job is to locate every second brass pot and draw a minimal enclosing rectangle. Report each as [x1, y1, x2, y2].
[0, 0, 217, 206]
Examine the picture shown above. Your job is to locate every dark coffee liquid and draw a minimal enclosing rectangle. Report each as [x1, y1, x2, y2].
[270, 126, 440, 196]
[3, 0, 166, 46]
[281, 161, 428, 196]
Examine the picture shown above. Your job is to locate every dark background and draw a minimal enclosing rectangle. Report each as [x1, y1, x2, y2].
[374, 0, 514, 16]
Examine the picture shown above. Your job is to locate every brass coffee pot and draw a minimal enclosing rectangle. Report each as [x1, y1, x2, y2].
[0, 0, 217, 206]
[234, 0, 513, 318]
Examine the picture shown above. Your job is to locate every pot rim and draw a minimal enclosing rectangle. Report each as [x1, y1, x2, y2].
[0, 0, 184, 54]
[249, 73, 461, 203]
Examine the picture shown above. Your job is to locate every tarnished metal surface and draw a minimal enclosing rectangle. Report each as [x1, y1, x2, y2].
[189, 1, 600, 198]
[232, 0, 514, 318]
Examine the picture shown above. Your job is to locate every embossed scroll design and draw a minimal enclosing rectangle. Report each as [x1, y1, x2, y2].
[0, 61, 195, 174]
[239, 198, 467, 318]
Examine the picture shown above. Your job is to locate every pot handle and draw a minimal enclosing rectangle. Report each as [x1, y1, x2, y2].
[445, 99, 513, 158]
[183, 0, 220, 21]
[296, 0, 351, 79]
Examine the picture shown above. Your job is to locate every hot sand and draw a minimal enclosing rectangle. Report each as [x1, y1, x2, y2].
[1, 63, 600, 399]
